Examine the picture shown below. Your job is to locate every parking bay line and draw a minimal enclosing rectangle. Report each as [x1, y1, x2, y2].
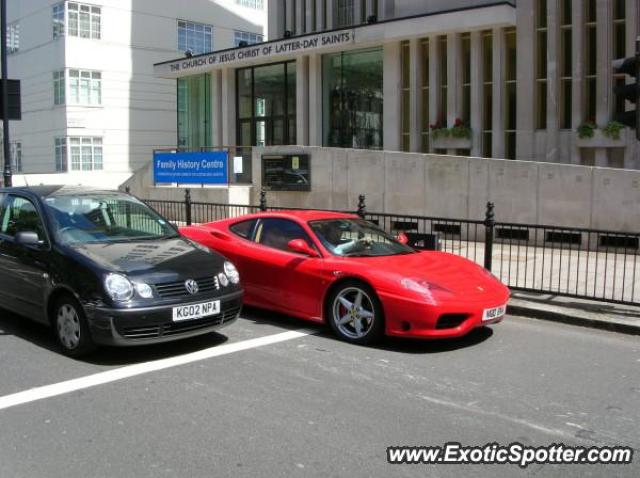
[0, 329, 312, 412]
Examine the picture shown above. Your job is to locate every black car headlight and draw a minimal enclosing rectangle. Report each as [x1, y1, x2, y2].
[223, 261, 240, 284]
[104, 273, 134, 302]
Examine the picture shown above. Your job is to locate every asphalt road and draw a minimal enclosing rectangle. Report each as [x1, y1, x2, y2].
[0, 308, 638, 478]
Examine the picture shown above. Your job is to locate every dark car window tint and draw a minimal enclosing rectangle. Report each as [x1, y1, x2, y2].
[256, 218, 313, 253]
[0, 196, 47, 240]
[229, 219, 256, 239]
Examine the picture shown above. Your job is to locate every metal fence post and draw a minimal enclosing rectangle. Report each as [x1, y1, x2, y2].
[484, 201, 495, 271]
[259, 188, 267, 211]
[357, 194, 366, 219]
[185, 189, 192, 226]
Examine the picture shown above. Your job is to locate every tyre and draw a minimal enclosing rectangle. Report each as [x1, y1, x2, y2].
[53, 295, 96, 358]
[326, 280, 384, 345]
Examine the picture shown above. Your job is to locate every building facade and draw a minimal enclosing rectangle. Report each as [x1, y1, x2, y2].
[5, 0, 265, 188]
[156, 0, 640, 170]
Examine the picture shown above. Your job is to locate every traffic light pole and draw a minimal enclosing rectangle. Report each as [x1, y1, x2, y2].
[1, 0, 11, 187]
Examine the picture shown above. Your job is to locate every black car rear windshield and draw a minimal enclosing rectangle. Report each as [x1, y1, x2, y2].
[44, 194, 178, 244]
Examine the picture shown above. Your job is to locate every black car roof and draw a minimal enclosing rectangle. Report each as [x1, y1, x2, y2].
[0, 185, 123, 198]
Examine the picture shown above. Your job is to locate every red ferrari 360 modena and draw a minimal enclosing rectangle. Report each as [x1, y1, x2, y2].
[180, 210, 509, 344]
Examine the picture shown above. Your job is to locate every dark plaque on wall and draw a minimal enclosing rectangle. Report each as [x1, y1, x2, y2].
[262, 154, 311, 191]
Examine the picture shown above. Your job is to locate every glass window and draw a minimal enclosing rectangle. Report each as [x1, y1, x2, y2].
[504, 28, 517, 159]
[255, 218, 313, 253]
[230, 219, 257, 239]
[335, 0, 354, 28]
[535, 0, 548, 130]
[438, 36, 447, 124]
[323, 48, 383, 149]
[235, 62, 297, 150]
[235, 0, 264, 9]
[53, 3, 65, 39]
[178, 20, 213, 55]
[585, 0, 596, 122]
[53, 70, 65, 105]
[0, 196, 46, 241]
[55, 137, 67, 171]
[420, 38, 430, 152]
[613, 0, 626, 119]
[67, 2, 100, 39]
[559, 0, 572, 129]
[461, 33, 471, 124]
[67, 69, 101, 105]
[234, 30, 263, 47]
[400, 41, 410, 152]
[482, 30, 493, 158]
[7, 22, 19, 54]
[177, 73, 212, 150]
[61, 137, 103, 171]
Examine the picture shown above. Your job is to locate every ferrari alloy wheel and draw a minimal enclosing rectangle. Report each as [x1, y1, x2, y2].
[53, 295, 95, 358]
[328, 281, 384, 345]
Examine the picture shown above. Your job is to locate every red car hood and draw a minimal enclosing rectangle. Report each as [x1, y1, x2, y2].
[340, 251, 508, 301]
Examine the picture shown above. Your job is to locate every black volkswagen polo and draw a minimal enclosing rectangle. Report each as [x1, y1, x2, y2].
[0, 186, 243, 357]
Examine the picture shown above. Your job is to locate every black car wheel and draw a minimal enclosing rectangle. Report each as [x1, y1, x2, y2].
[53, 295, 95, 358]
[327, 280, 384, 345]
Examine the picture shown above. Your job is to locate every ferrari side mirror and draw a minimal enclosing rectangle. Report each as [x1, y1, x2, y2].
[287, 239, 320, 258]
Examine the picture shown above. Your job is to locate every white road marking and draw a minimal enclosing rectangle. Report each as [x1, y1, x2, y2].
[0, 329, 312, 412]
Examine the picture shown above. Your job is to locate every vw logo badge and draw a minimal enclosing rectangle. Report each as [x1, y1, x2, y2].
[185, 279, 199, 295]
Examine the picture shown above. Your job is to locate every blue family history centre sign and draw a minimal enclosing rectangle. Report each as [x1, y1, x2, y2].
[153, 151, 228, 185]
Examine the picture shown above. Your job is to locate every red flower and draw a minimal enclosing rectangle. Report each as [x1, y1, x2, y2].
[454, 117, 463, 127]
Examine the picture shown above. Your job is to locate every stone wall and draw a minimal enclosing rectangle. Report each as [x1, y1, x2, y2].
[120, 146, 640, 233]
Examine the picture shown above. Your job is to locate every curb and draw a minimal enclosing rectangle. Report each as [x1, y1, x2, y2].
[507, 302, 640, 336]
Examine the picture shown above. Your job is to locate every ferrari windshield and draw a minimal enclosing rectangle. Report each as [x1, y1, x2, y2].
[310, 219, 414, 257]
[44, 193, 178, 244]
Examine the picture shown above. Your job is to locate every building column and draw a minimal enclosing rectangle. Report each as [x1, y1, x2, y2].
[285, 0, 294, 34]
[211, 70, 222, 147]
[305, 0, 314, 33]
[295, 0, 304, 35]
[308, 53, 323, 145]
[470, 31, 483, 157]
[447, 33, 462, 155]
[571, 0, 585, 165]
[624, 0, 639, 168]
[409, 39, 423, 152]
[296, 56, 309, 145]
[326, 0, 335, 29]
[594, 0, 613, 166]
[428, 36, 440, 152]
[221, 68, 236, 147]
[366, 0, 376, 20]
[516, 0, 535, 161]
[354, 0, 363, 25]
[379, 0, 394, 21]
[546, 0, 560, 162]
[267, 0, 284, 39]
[316, 0, 325, 31]
[383, 41, 402, 151]
[491, 27, 505, 159]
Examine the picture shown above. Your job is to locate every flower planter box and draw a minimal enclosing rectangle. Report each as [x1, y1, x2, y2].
[575, 129, 628, 148]
[431, 135, 472, 150]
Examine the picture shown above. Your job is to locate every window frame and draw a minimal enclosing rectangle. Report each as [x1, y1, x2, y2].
[67, 68, 102, 106]
[55, 137, 103, 172]
[7, 21, 19, 54]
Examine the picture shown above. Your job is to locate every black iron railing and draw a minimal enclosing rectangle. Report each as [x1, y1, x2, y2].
[135, 188, 640, 306]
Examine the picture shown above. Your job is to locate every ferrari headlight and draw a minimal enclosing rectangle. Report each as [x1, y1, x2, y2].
[105, 274, 134, 302]
[401, 278, 435, 295]
[135, 282, 154, 299]
[224, 261, 240, 284]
